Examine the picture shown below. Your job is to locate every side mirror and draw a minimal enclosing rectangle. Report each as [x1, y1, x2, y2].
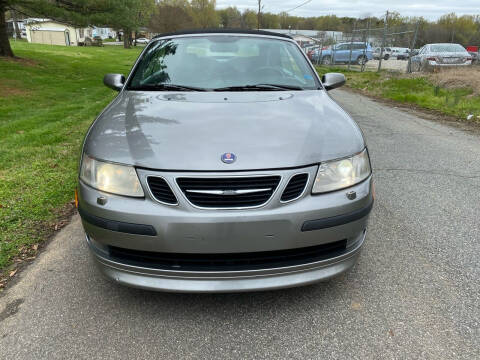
[321, 73, 346, 91]
[104, 74, 125, 91]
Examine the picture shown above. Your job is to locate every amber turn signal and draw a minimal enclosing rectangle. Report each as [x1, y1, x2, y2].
[74, 188, 78, 208]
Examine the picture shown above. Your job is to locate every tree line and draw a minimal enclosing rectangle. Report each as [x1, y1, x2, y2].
[1, 0, 479, 58]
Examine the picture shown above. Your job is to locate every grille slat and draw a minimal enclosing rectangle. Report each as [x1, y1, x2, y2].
[108, 239, 348, 271]
[281, 173, 309, 202]
[147, 177, 178, 205]
[177, 176, 281, 208]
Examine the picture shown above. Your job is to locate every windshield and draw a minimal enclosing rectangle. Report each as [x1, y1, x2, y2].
[127, 36, 318, 91]
[430, 44, 466, 53]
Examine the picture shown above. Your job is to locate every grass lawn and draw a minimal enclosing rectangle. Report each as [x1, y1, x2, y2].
[315, 65, 480, 121]
[0, 42, 142, 275]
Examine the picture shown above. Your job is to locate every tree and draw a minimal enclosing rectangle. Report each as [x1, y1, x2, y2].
[242, 9, 257, 29]
[218, 6, 241, 28]
[108, 0, 154, 48]
[261, 13, 279, 29]
[149, 0, 194, 33]
[0, 1, 13, 56]
[190, 0, 218, 29]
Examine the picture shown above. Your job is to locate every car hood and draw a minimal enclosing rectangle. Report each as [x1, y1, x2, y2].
[83, 90, 364, 171]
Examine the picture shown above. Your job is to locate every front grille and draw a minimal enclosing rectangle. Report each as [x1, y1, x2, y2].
[108, 240, 347, 271]
[147, 177, 177, 205]
[281, 173, 309, 202]
[176, 176, 281, 208]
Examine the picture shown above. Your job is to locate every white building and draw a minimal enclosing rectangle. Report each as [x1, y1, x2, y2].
[24, 19, 116, 46]
[92, 27, 117, 40]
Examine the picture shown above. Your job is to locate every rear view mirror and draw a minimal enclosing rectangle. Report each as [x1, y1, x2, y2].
[322, 73, 346, 91]
[104, 74, 125, 91]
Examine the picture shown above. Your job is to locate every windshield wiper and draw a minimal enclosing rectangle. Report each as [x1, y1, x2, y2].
[129, 83, 208, 91]
[213, 84, 303, 91]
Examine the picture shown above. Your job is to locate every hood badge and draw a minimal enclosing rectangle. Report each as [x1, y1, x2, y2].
[221, 152, 236, 164]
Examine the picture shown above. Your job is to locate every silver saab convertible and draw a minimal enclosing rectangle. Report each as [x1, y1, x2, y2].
[77, 29, 374, 292]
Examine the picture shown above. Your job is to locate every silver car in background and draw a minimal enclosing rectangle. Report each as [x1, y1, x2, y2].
[77, 30, 373, 293]
[411, 43, 472, 72]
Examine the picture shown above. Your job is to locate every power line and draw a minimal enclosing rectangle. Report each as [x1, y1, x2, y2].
[285, 0, 313, 13]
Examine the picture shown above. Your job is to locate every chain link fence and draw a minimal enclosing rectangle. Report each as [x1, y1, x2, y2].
[306, 21, 421, 74]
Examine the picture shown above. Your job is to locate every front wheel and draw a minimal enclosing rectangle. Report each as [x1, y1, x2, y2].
[322, 56, 332, 65]
[356, 55, 367, 65]
[384, 54, 390, 60]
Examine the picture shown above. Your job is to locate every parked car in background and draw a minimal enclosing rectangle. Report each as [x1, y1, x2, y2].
[135, 37, 149, 44]
[391, 47, 410, 60]
[410, 43, 473, 72]
[92, 36, 104, 47]
[312, 42, 373, 65]
[79, 30, 373, 293]
[373, 47, 392, 60]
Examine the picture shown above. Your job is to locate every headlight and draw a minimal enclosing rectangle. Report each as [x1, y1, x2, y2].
[80, 155, 144, 197]
[312, 149, 371, 194]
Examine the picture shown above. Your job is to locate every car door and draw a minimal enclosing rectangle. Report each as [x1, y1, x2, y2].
[334, 44, 349, 62]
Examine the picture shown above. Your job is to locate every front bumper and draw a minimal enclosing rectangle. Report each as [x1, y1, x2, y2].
[86, 230, 366, 292]
[78, 166, 373, 292]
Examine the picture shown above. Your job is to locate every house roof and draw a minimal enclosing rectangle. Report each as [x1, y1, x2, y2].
[153, 29, 293, 40]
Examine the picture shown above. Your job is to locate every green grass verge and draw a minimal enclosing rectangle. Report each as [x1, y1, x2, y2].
[0, 42, 141, 272]
[315, 65, 480, 120]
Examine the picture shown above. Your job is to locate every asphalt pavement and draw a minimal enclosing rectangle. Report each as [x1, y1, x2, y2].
[1, 90, 479, 359]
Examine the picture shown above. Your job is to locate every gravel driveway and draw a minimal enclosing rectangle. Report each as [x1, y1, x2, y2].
[1, 90, 479, 359]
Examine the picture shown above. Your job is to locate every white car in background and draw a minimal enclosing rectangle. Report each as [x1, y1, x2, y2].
[391, 47, 410, 60]
[135, 38, 149, 44]
[410, 43, 473, 72]
[373, 47, 392, 60]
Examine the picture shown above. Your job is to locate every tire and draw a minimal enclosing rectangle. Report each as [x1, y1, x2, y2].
[420, 62, 431, 73]
[356, 55, 367, 65]
[322, 56, 332, 65]
[384, 54, 390, 60]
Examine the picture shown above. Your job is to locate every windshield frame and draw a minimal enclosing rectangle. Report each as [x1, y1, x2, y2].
[124, 33, 323, 92]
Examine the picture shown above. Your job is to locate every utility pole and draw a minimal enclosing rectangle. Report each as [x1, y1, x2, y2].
[257, 0, 264, 30]
[407, 22, 419, 73]
[361, 18, 371, 72]
[378, 10, 389, 72]
[348, 21, 357, 70]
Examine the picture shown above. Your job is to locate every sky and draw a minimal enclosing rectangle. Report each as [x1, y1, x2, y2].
[216, 0, 479, 20]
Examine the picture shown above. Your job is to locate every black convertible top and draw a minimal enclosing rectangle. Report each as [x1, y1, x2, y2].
[152, 29, 293, 40]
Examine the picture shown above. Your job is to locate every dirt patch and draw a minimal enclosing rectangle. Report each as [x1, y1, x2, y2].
[0, 56, 39, 67]
[0, 78, 31, 98]
[430, 67, 480, 96]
